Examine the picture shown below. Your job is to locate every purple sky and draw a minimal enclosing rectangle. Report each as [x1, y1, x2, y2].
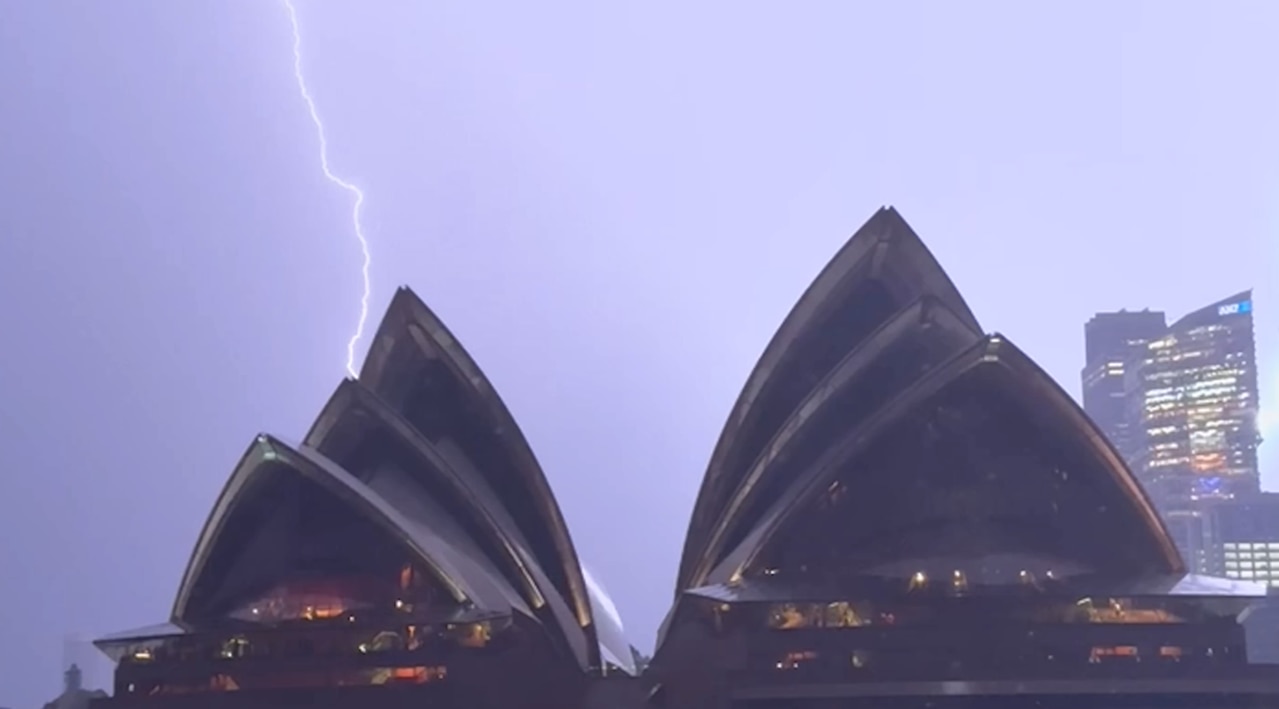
[0, 0, 1276, 705]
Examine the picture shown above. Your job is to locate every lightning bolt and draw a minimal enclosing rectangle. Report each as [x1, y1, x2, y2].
[282, 0, 371, 378]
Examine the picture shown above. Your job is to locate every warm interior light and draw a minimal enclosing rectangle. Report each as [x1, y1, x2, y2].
[907, 571, 927, 591]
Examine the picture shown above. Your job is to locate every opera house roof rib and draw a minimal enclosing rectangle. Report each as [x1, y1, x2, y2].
[675, 206, 1183, 596]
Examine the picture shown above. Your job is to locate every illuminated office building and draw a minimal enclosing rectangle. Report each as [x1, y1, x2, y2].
[653, 208, 1279, 709]
[1124, 292, 1260, 507]
[1081, 310, 1169, 458]
[1219, 494, 1279, 664]
[1208, 493, 1279, 587]
[92, 288, 637, 709]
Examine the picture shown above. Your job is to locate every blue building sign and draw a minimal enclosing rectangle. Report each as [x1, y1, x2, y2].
[1218, 300, 1253, 317]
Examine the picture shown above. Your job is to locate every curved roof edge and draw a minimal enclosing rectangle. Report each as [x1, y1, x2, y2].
[705, 335, 1182, 586]
[686, 295, 983, 587]
[303, 378, 597, 670]
[358, 286, 594, 629]
[169, 434, 521, 625]
[679, 206, 980, 590]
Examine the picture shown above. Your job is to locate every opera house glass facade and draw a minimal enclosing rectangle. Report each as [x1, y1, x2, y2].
[650, 208, 1279, 709]
[93, 288, 638, 708]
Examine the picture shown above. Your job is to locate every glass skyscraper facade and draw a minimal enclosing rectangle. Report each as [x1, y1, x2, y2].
[1084, 292, 1260, 509]
[1083, 292, 1263, 575]
[1081, 310, 1169, 460]
[1125, 291, 1260, 507]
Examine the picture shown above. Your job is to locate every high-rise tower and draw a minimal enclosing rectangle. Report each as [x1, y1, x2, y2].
[1127, 291, 1261, 506]
[1081, 310, 1168, 459]
[1083, 293, 1261, 572]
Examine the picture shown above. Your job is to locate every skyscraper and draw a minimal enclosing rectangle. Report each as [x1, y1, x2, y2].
[1127, 291, 1261, 507]
[1083, 292, 1261, 510]
[1081, 310, 1168, 458]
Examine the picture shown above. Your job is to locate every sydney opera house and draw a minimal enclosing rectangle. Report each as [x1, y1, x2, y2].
[94, 288, 639, 708]
[94, 207, 1279, 709]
